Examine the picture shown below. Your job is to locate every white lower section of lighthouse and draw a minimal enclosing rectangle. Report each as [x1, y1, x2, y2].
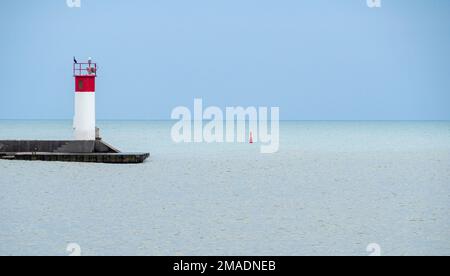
[73, 92, 96, 140]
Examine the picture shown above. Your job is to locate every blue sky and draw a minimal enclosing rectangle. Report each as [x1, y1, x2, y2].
[0, 0, 449, 120]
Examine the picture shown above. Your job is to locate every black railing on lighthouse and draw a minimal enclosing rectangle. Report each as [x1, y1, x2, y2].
[73, 62, 97, 77]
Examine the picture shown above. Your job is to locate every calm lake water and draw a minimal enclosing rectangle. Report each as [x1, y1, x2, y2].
[1, 120, 449, 256]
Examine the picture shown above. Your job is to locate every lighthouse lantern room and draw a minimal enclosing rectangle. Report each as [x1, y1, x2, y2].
[73, 59, 97, 140]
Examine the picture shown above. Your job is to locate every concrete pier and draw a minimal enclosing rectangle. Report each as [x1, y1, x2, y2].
[0, 140, 149, 164]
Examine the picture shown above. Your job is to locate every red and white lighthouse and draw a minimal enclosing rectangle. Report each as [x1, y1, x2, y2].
[73, 58, 97, 140]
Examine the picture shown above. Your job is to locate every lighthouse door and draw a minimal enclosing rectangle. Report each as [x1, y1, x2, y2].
[78, 79, 84, 90]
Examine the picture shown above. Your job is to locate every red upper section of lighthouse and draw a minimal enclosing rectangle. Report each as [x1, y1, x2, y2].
[74, 60, 97, 92]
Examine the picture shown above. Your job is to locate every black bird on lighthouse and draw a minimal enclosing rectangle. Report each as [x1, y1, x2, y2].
[73, 56, 78, 64]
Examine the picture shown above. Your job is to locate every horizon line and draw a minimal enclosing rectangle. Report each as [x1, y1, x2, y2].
[1, 119, 450, 122]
